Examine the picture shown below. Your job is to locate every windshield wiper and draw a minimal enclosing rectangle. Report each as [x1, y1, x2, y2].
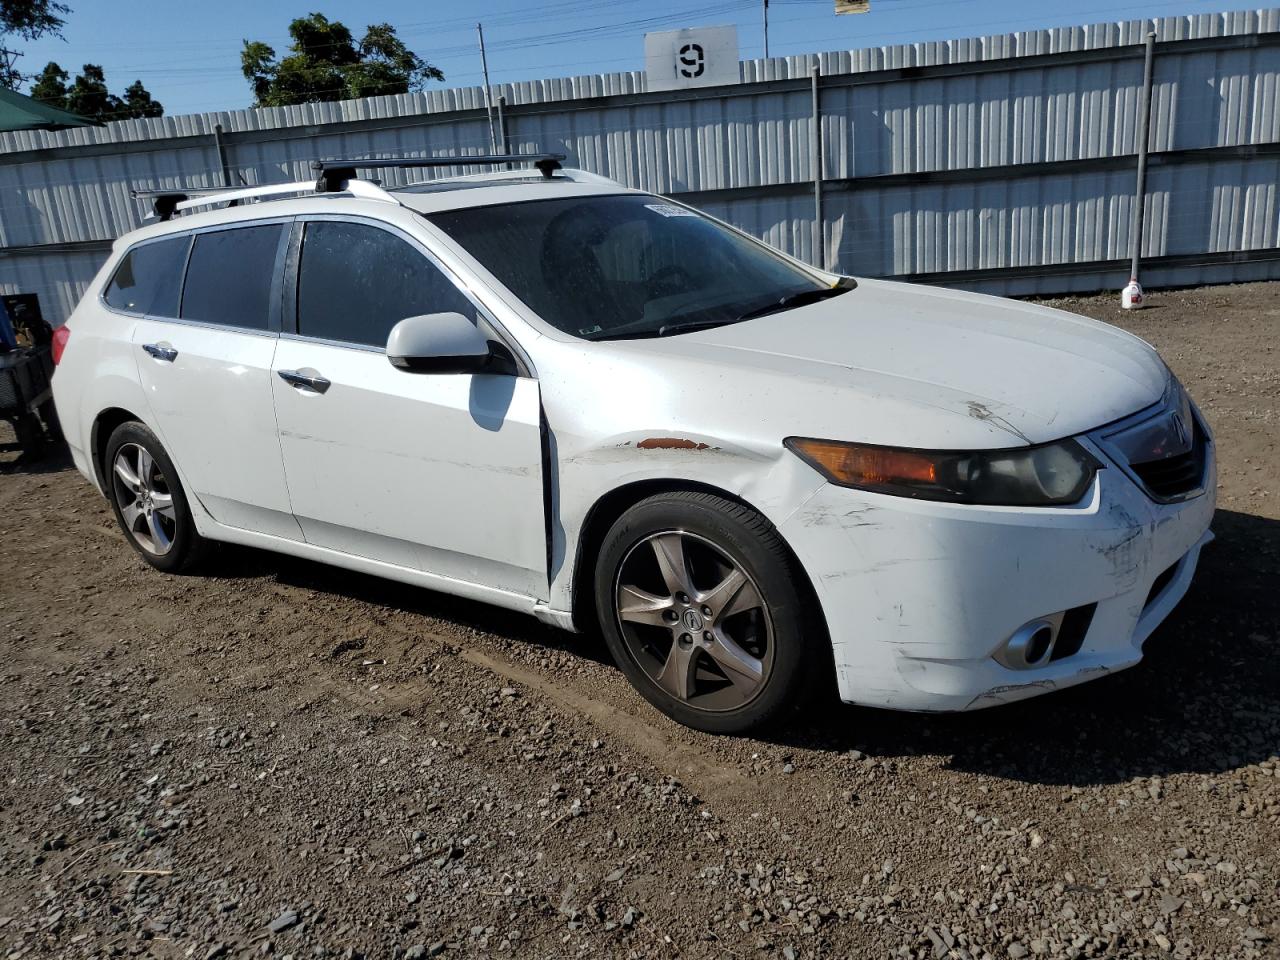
[654, 318, 737, 338]
[590, 277, 858, 341]
[733, 282, 855, 323]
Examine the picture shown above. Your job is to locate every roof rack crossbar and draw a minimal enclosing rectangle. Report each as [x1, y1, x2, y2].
[312, 153, 566, 191]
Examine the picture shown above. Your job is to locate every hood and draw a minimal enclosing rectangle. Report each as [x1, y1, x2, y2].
[605, 278, 1168, 449]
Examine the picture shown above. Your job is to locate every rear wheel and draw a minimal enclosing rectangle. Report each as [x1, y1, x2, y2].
[104, 421, 209, 573]
[595, 491, 824, 734]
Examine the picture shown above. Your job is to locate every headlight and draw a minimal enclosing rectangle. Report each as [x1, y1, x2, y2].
[785, 436, 1100, 506]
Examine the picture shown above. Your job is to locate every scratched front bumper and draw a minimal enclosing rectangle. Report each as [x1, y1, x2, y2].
[779, 441, 1217, 712]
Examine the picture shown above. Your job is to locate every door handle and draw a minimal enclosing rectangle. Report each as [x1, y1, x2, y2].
[277, 369, 331, 394]
[141, 342, 178, 362]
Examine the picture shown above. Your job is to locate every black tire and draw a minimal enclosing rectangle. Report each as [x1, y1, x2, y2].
[104, 421, 209, 573]
[594, 491, 826, 734]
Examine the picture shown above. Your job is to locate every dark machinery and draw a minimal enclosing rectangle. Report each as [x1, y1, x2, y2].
[0, 294, 62, 460]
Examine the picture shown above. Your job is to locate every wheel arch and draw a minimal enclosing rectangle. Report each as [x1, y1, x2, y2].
[90, 406, 147, 494]
[568, 478, 831, 650]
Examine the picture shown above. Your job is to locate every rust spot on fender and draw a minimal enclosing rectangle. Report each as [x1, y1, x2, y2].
[637, 437, 710, 451]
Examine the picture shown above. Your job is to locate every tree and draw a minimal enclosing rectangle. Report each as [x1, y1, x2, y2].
[0, 0, 70, 89]
[27, 58, 65, 104]
[242, 12, 443, 108]
[29, 61, 163, 121]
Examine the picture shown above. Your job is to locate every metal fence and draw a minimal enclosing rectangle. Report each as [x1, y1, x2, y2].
[2, 8, 1279, 322]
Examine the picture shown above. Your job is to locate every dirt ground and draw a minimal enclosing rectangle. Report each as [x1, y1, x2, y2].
[0, 282, 1276, 960]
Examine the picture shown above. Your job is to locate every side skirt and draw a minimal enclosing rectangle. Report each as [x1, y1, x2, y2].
[199, 519, 543, 619]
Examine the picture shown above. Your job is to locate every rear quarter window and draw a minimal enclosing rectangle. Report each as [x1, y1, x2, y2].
[180, 224, 284, 331]
[103, 236, 189, 317]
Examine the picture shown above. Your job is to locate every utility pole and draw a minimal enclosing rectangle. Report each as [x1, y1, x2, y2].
[477, 23, 498, 154]
[762, 0, 770, 59]
[0, 48, 22, 89]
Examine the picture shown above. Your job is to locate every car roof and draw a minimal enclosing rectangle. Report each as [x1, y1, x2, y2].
[117, 170, 639, 248]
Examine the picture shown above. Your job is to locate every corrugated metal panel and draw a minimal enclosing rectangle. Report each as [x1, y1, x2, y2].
[2, 8, 1279, 320]
[0, 248, 107, 322]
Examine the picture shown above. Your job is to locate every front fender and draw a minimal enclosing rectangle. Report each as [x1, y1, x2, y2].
[547, 426, 827, 619]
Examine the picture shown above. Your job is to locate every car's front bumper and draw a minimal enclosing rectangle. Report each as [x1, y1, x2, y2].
[779, 435, 1217, 712]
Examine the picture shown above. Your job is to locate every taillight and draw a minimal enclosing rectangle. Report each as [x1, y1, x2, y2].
[51, 324, 71, 365]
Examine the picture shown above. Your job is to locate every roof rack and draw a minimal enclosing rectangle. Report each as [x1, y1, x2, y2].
[312, 153, 566, 192]
[131, 187, 228, 221]
[132, 178, 396, 221]
[132, 152, 571, 221]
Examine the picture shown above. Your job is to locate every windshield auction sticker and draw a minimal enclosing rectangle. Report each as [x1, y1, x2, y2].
[645, 203, 697, 218]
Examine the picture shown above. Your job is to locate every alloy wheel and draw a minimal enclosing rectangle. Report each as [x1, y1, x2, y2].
[111, 443, 177, 556]
[613, 530, 774, 712]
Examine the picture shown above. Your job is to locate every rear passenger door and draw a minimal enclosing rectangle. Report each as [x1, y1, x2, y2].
[129, 220, 301, 540]
[270, 216, 547, 599]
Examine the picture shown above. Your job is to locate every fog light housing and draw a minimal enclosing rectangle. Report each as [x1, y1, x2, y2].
[996, 618, 1058, 669]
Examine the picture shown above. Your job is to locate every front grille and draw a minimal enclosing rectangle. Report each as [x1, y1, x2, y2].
[1129, 419, 1208, 501]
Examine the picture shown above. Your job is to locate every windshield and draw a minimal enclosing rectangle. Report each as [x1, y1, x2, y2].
[425, 194, 839, 341]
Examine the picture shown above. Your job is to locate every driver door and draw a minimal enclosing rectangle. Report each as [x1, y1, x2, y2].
[270, 217, 547, 600]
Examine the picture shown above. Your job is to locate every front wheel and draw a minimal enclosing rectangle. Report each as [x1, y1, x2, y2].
[594, 491, 826, 734]
[104, 421, 209, 573]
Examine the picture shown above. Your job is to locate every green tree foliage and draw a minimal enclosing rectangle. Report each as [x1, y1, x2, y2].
[27, 58, 65, 104]
[242, 12, 443, 107]
[28, 61, 163, 121]
[0, 0, 70, 88]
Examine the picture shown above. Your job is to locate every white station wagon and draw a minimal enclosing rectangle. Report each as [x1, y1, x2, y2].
[51, 155, 1216, 733]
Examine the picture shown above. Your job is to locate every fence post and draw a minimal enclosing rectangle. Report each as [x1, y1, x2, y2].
[1123, 30, 1157, 309]
[496, 95, 510, 168]
[212, 123, 234, 187]
[810, 63, 825, 270]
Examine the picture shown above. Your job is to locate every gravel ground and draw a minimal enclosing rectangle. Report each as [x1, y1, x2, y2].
[0, 281, 1277, 960]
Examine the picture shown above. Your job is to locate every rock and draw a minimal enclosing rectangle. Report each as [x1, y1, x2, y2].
[1158, 895, 1185, 916]
[1008, 945, 1029, 959]
[268, 910, 299, 934]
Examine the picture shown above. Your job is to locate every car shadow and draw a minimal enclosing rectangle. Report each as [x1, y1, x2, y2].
[770, 508, 1280, 786]
[0, 439, 72, 476]
[202, 543, 614, 669]
[201, 508, 1277, 786]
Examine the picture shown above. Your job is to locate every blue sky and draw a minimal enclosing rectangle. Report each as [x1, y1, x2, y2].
[12, 0, 1235, 116]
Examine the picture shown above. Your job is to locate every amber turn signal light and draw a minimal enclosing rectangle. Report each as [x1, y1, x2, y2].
[786, 438, 938, 487]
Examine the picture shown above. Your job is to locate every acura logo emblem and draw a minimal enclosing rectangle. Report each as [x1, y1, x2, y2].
[1170, 413, 1189, 450]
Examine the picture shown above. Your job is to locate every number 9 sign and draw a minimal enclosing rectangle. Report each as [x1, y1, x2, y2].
[645, 25, 739, 90]
[678, 43, 706, 79]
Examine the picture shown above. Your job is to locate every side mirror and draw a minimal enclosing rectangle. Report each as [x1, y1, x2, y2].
[386, 312, 511, 375]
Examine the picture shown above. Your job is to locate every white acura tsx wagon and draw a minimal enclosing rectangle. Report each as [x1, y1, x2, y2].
[51, 155, 1216, 733]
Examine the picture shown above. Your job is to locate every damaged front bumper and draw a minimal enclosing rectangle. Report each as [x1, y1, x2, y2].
[779, 435, 1217, 712]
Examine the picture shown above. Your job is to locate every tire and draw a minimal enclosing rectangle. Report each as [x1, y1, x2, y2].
[103, 421, 209, 573]
[594, 491, 826, 734]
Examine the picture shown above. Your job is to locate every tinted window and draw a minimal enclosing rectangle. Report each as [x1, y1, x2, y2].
[180, 224, 283, 330]
[104, 236, 188, 316]
[296, 220, 476, 347]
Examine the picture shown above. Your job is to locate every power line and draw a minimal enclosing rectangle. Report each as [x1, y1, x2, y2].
[79, 0, 1228, 114]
